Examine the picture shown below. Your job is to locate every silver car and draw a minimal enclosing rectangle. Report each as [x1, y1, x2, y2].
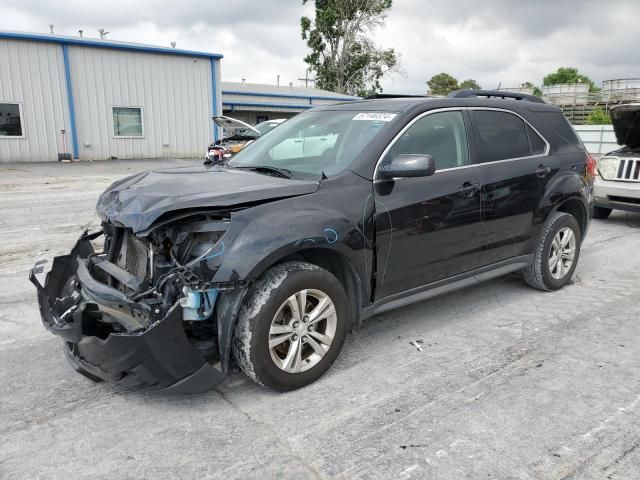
[594, 104, 640, 218]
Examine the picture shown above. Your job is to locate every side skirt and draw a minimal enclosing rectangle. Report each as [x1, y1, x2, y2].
[364, 255, 533, 318]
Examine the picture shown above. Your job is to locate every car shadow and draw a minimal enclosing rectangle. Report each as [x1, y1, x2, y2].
[120, 272, 531, 404]
[595, 210, 640, 228]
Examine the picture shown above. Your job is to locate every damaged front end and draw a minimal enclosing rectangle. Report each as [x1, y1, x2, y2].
[30, 215, 246, 393]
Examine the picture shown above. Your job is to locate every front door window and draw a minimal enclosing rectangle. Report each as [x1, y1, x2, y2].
[382, 110, 469, 171]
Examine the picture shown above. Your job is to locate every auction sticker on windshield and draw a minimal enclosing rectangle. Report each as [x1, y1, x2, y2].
[352, 112, 397, 121]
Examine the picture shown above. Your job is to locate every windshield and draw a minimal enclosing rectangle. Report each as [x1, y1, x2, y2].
[228, 110, 395, 177]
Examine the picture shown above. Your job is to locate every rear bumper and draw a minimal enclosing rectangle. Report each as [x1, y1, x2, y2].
[29, 232, 226, 393]
[594, 176, 640, 213]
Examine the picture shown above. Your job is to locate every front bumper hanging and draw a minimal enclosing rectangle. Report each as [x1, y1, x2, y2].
[29, 232, 227, 393]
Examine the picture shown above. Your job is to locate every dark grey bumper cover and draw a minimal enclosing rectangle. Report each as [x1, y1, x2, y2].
[29, 232, 226, 393]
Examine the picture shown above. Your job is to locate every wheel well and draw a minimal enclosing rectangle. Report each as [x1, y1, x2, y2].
[556, 198, 588, 236]
[273, 249, 364, 328]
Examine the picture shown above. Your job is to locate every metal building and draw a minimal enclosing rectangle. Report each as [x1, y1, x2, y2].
[221, 81, 357, 125]
[0, 31, 223, 163]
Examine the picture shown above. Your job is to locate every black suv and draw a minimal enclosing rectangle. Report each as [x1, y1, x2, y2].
[31, 90, 595, 392]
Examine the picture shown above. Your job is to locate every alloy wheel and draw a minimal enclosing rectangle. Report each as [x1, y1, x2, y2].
[268, 289, 337, 373]
[548, 227, 576, 280]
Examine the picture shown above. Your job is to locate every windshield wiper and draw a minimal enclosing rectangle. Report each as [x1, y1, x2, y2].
[234, 165, 292, 179]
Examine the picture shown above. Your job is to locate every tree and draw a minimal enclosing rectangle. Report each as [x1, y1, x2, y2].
[585, 107, 612, 125]
[542, 67, 600, 93]
[427, 72, 459, 96]
[459, 79, 481, 90]
[521, 81, 543, 97]
[301, 0, 400, 97]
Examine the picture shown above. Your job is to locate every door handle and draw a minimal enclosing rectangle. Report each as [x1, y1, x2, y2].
[536, 165, 551, 178]
[293, 139, 304, 143]
[459, 182, 481, 197]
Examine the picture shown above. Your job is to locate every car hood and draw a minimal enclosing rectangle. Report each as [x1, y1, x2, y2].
[212, 116, 260, 134]
[611, 103, 640, 149]
[96, 165, 320, 233]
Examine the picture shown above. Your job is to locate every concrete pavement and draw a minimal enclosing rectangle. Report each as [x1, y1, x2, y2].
[1, 159, 640, 479]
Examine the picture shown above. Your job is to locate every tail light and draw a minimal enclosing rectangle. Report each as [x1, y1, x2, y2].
[586, 153, 597, 179]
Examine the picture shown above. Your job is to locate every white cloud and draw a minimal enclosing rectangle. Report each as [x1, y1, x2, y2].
[2, 0, 640, 94]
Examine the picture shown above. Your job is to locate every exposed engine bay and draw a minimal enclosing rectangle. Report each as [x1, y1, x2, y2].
[91, 214, 234, 358]
[29, 212, 251, 392]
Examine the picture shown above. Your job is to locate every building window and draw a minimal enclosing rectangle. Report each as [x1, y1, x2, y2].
[0, 103, 24, 137]
[113, 107, 143, 137]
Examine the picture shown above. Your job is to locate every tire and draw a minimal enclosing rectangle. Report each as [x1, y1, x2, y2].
[593, 206, 612, 219]
[232, 261, 349, 391]
[524, 211, 582, 291]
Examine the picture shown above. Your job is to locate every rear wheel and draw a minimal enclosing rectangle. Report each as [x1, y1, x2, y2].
[232, 262, 348, 391]
[524, 212, 582, 291]
[593, 206, 612, 219]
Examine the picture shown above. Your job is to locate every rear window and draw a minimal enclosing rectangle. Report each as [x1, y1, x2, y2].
[472, 110, 532, 162]
[535, 111, 584, 150]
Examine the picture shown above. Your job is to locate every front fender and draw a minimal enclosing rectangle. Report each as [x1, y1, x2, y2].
[219, 206, 359, 281]
[205, 173, 375, 373]
[203, 173, 375, 287]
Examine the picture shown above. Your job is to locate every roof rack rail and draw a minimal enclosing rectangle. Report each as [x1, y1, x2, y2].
[448, 89, 545, 104]
[364, 93, 429, 100]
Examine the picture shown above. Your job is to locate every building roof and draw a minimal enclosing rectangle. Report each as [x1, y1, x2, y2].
[221, 81, 358, 102]
[0, 30, 223, 59]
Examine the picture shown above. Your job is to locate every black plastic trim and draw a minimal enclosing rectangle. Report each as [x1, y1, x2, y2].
[367, 255, 533, 316]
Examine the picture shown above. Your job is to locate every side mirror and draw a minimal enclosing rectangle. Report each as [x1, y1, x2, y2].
[378, 154, 436, 179]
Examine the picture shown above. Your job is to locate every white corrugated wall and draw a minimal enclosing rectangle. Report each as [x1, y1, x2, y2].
[574, 125, 619, 154]
[0, 39, 71, 162]
[69, 46, 215, 160]
[221, 92, 353, 115]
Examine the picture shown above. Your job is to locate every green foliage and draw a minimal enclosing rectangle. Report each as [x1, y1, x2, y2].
[301, 0, 400, 97]
[459, 78, 482, 90]
[585, 107, 612, 125]
[427, 73, 460, 96]
[521, 81, 543, 97]
[426, 73, 481, 95]
[542, 67, 600, 93]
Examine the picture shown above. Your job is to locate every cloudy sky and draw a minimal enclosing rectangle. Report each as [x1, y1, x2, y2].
[4, 0, 640, 93]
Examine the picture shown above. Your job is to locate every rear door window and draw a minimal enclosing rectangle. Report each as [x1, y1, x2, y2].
[472, 110, 532, 162]
[526, 124, 547, 155]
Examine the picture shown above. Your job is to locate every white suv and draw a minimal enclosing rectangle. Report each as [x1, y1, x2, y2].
[594, 104, 640, 219]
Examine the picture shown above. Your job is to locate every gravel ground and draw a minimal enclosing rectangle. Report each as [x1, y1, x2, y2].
[1, 159, 640, 479]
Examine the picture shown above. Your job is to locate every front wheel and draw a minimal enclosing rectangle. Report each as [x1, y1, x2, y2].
[232, 262, 348, 391]
[524, 212, 582, 291]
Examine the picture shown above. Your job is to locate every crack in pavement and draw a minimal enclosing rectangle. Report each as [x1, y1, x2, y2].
[214, 388, 325, 480]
